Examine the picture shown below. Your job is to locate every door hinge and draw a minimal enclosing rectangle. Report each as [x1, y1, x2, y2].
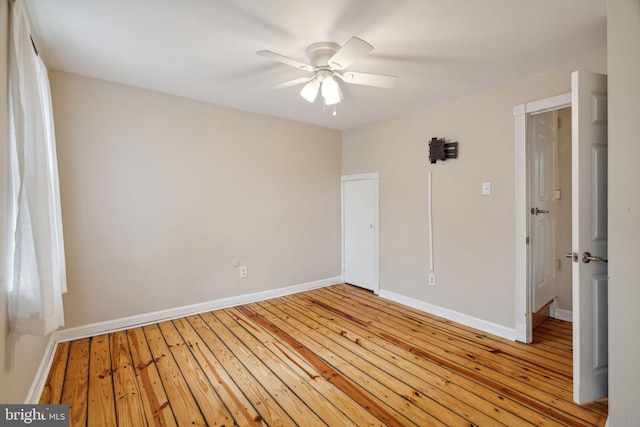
[526, 236, 530, 245]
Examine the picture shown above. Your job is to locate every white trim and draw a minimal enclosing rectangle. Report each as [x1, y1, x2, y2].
[25, 276, 341, 403]
[525, 93, 571, 114]
[341, 172, 379, 182]
[341, 173, 380, 294]
[515, 323, 528, 343]
[379, 289, 516, 341]
[514, 102, 529, 343]
[554, 308, 573, 323]
[24, 334, 59, 405]
[514, 92, 571, 343]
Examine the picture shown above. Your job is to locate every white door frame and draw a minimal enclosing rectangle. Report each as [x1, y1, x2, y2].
[341, 173, 380, 293]
[514, 93, 571, 343]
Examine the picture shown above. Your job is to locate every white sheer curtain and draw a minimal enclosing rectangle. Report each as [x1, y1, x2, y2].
[6, 0, 66, 336]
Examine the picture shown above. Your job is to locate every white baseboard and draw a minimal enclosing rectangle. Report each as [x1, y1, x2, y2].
[553, 308, 573, 322]
[24, 333, 60, 405]
[515, 322, 528, 343]
[378, 289, 516, 341]
[25, 276, 341, 403]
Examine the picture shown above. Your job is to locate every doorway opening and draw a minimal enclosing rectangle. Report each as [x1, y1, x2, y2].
[514, 93, 571, 344]
[529, 107, 573, 341]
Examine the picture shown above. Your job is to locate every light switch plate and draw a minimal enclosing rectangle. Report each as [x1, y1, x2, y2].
[482, 182, 491, 195]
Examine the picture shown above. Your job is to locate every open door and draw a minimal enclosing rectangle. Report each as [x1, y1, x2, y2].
[571, 71, 608, 404]
[530, 110, 559, 313]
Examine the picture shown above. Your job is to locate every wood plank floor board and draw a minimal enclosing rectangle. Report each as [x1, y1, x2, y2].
[126, 327, 178, 427]
[355, 289, 611, 423]
[171, 317, 264, 427]
[211, 308, 346, 426]
[87, 334, 116, 427]
[214, 308, 378, 427]
[530, 335, 573, 355]
[39, 340, 70, 405]
[110, 331, 148, 427]
[156, 320, 235, 426]
[243, 302, 448, 426]
[188, 313, 300, 426]
[284, 292, 576, 425]
[322, 286, 575, 375]
[60, 338, 90, 427]
[263, 296, 527, 426]
[233, 304, 428, 427]
[312, 286, 606, 426]
[278, 293, 560, 426]
[534, 321, 573, 338]
[533, 328, 573, 348]
[40, 284, 608, 426]
[143, 323, 209, 426]
[188, 313, 298, 426]
[337, 288, 606, 423]
[310, 288, 576, 391]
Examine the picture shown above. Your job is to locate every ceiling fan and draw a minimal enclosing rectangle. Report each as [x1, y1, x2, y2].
[257, 37, 398, 107]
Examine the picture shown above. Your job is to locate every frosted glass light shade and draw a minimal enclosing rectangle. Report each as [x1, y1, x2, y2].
[300, 79, 320, 103]
[321, 76, 342, 105]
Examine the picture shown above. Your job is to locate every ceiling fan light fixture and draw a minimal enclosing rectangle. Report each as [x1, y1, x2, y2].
[300, 78, 320, 103]
[321, 76, 342, 105]
[258, 36, 397, 109]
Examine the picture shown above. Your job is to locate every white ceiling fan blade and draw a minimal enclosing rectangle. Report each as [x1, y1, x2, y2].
[328, 37, 373, 70]
[337, 71, 398, 89]
[256, 50, 314, 72]
[270, 77, 312, 89]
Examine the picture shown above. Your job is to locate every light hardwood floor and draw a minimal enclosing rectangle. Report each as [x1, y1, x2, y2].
[40, 284, 608, 426]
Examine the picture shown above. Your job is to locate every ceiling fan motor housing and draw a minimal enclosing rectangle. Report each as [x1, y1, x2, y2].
[306, 42, 340, 68]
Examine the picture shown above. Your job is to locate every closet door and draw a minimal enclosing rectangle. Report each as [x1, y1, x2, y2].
[342, 175, 378, 292]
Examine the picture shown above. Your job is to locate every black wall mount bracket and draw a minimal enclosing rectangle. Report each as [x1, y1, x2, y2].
[429, 137, 458, 164]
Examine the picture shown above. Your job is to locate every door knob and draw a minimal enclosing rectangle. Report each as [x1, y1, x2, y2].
[581, 251, 608, 263]
[534, 207, 549, 215]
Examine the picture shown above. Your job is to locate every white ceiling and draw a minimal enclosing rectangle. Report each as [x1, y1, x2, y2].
[25, 0, 606, 130]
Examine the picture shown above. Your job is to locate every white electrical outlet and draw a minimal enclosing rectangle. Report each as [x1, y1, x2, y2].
[428, 274, 436, 287]
[240, 266, 248, 278]
[481, 182, 491, 195]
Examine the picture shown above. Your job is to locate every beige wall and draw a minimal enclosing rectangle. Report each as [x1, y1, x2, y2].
[607, 0, 640, 424]
[342, 57, 605, 329]
[50, 71, 342, 327]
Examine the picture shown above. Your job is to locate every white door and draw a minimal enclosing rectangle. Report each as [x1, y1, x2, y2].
[572, 71, 608, 404]
[343, 176, 378, 292]
[531, 110, 559, 312]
